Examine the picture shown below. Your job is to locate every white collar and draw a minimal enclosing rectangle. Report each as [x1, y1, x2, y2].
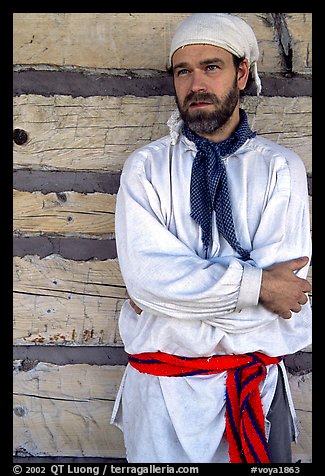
[167, 109, 184, 146]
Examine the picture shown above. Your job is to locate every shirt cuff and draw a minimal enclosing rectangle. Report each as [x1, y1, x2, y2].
[236, 264, 262, 311]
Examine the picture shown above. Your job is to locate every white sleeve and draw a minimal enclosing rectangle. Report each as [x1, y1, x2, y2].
[115, 151, 261, 321]
[249, 153, 311, 276]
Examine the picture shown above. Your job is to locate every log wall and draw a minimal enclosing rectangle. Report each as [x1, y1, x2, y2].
[13, 13, 312, 463]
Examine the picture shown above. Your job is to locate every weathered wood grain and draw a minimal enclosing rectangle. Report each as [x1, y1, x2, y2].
[14, 360, 124, 403]
[13, 361, 126, 457]
[288, 372, 312, 463]
[13, 95, 174, 172]
[13, 13, 190, 71]
[13, 95, 312, 174]
[13, 255, 126, 345]
[13, 13, 311, 74]
[13, 190, 116, 237]
[244, 96, 312, 174]
[13, 292, 124, 345]
[286, 13, 312, 74]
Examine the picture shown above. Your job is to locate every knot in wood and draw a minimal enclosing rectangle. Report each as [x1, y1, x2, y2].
[13, 128, 28, 145]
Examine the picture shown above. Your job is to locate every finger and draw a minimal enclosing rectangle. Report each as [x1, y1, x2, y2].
[298, 294, 308, 305]
[280, 310, 292, 319]
[129, 299, 142, 315]
[290, 303, 302, 313]
[304, 282, 312, 293]
[287, 256, 309, 271]
[296, 274, 311, 284]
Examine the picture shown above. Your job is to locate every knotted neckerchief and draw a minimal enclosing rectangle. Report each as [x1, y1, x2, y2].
[128, 350, 282, 463]
[183, 109, 255, 260]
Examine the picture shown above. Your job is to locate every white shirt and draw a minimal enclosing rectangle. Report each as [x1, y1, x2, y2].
[111, 112, 312, 463]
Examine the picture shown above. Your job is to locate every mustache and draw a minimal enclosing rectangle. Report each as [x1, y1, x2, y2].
[183, 91, 221, 109]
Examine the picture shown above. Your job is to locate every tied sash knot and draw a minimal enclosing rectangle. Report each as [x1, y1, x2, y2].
[128, 351, 282, 463]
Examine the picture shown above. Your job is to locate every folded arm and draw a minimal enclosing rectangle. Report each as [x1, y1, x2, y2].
[116, 156, 261, 321]
[116, 151, 311, 322]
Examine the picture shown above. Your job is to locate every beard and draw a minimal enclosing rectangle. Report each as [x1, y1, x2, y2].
[176, 80, 240, 135]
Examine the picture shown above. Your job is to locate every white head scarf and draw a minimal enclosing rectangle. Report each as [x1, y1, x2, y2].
[168, 13, 262, 95]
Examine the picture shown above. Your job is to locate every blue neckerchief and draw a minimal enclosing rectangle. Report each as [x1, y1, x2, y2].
[183, 109, 255, 259]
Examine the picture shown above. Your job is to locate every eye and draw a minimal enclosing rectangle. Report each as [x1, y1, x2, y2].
[206, 64, 219, 71]
[176, 69, 190, 76]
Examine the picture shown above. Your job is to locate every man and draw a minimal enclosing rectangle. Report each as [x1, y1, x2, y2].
[111, 13, 311, 463]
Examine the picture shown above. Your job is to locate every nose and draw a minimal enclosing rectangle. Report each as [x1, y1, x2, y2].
[190, 69, 207, 93]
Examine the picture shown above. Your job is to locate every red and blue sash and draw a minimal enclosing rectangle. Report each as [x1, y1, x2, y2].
[128, 351, 281, 463]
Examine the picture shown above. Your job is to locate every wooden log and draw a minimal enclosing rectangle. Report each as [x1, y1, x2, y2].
[13, 292, 124, 345]
[13, 95, 312, 174]
[244, 96, 312, 174]
[288, 372, 312, 463]
[13, 255, 126, 298]
[13, 361, 126, 457]
[13, 13, 311, 74]
[13, 255, 126, 345]
[13, 95, 174, 172]
[13, 190, 116, 237]
[286, 13, 312, 74]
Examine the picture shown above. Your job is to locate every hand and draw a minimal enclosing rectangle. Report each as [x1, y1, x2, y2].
[259, 256, 311, 319]
[129, 298, 143, 315]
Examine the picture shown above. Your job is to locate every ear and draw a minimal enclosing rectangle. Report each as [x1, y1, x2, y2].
[237, 58, 249, 91]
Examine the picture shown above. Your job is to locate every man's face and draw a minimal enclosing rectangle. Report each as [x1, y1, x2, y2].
[172, 44, 247, 136]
